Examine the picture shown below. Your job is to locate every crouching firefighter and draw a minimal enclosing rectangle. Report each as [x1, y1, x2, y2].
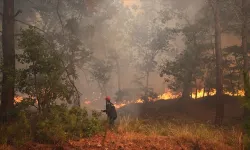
[102, 96, 117, 128]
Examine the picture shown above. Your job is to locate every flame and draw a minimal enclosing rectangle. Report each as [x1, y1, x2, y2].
[14, 96, 23, 104]
[84, 101, 91, 105]
[191, 89, 216, 99]
[158, 91, 181, 100]
[14, 88, 246, 109]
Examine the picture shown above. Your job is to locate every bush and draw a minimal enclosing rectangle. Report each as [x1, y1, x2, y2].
[34, 105, 104, 143]
[0, 111, 32, 147]
[1, 104, 104, 146]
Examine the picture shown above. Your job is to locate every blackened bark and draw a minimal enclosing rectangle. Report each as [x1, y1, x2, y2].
[203, 88, 206, 98]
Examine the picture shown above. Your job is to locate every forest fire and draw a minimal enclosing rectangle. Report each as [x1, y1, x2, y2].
[83, 88, 245, 109]
[15, 89, 245, 109]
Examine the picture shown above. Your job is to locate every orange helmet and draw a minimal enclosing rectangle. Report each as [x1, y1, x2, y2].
[105, 96, 111, 101]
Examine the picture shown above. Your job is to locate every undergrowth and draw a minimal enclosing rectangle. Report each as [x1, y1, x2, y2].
[0, 105, 104, 147]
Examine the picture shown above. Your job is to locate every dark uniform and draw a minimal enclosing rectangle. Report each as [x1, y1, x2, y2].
[102, 96, 117, 128]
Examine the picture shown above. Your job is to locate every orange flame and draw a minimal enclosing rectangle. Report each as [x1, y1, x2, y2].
[14, 96, 23, 104]
[15, 88, 245, 109]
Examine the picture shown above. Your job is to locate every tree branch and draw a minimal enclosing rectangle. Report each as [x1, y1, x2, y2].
[56, 0, 64, 34]
[228, 0, 242, 22]
[206, 0, 215, 13]
[14, 10, 23, 18]
[15, 19, 47, 34]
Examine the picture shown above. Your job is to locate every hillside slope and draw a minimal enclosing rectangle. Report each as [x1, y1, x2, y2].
[118, 95, 243, 124]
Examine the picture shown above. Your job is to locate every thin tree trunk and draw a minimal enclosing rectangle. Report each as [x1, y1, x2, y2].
[195, 88, 198, 99]
[203, 87, 206, 98]
[213, 0, 224, 125]
[34, 67, 41, 113]
[182, 71, 192, 99]
[242, 0, 250, 118]
[145, 71, 149, 102]
[115, 59, 121, 92]
[0, 0, 15, 122]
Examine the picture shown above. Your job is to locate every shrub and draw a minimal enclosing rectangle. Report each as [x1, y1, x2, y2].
[34, 105, 104, 143]
[0, 111, 32, 147]
[0, 104, 104, 146]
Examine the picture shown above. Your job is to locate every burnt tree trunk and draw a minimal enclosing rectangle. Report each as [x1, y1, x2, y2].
[213, 0, 224, 125]
[195, 88, 198, 99]
[203, 87, 206, 98]
[182, 71, 192, 99]
[0, 0, 15, 122]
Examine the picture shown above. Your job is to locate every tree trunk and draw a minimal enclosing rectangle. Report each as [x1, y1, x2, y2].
[242, 0, 250, 120]
[203, 87, 206, 98]
[195, 88, 198, 99]
[213, 0, 224, 125]
[115, 59, 121, 92]
[0, 0, 15, 122]
[182, 33, 198, 100]
[145, 71, 149, 102]
[182, 70, 192, 99]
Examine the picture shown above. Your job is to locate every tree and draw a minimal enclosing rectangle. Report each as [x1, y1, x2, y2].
[0, 0, 15, 122]
[16, 27, 81, 112]
[88, 59, 113, 98]
[241, 0, 250, 119]
[207, 0, 224, 125]
[129, 2, 172, 102]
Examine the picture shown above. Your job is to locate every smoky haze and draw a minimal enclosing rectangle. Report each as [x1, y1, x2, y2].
[4, 0, 240, 112]
[74, 0, 206, 110]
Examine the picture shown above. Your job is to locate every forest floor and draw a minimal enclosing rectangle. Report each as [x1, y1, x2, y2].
[0, 131, 239, 150]
[0, 95, 243, 150]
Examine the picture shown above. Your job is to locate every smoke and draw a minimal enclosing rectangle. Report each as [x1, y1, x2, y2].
[74, 0, 207, 112]
[10, 0, 207, 112]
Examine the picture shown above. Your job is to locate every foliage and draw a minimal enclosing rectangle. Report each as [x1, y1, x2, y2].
[0, 111, 31, 147]
[0, 105, 104, 146]
[88, 59, 113, 95]
[140, 88, 158, 102]
[34, 105, 103, 143]
[16, 27, 86, 110]
[242, 71, 250, 148]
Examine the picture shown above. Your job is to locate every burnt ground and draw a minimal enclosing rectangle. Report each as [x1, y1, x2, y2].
[118, 95, 243, 125]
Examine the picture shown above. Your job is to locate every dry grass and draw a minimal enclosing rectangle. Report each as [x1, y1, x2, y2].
[116, 115, 241, 149]
[0, 115, 242, 150]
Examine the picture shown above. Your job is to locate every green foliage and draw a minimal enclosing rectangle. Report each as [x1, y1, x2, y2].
[0, 111, 32, 147]
[16, 27, 83, 110]
[0, 105, 104, 146]
[34, 105, 104, 144]
[242, 71, 250, 148]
